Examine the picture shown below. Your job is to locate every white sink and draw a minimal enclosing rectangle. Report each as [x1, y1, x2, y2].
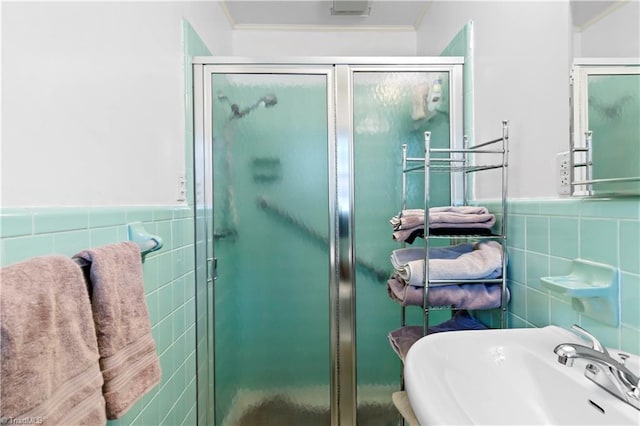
[404, 326, 640, 425]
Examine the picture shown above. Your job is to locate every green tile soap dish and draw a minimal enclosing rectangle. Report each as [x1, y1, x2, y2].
[540, 259, 618, 326]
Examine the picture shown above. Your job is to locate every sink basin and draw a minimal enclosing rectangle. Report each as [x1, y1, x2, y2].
[404, 326, 640, 425]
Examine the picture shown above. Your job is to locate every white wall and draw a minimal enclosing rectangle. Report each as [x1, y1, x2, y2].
[1, 1, 231, 207]
[232, 29, 416, 56]
[574, 0, 640, 57]
[3, 1, 586, 205]
[418, 1, 573, 199]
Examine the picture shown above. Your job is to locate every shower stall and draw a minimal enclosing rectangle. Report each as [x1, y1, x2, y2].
[193, 58, 464, 425]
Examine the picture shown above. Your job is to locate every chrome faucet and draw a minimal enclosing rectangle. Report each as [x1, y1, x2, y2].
[554, 324, 640, 410]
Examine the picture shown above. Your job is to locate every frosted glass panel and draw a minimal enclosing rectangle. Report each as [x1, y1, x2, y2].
[588, 73, 640, 194]
[211, 74, 330, 425]
[352, 71, 452, 422]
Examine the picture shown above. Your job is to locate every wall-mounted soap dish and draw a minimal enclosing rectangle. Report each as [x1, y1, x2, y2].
[540, 259, 618, 326]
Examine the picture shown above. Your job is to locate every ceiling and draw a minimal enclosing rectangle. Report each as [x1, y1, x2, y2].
[220, 0, 428, 30]
[219, 0, 629, 31]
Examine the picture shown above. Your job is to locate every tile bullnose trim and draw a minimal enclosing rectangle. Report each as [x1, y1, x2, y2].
[32, 208, 90, 234]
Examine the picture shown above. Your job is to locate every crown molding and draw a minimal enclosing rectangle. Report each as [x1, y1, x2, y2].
[413, 0, 431, 30]
[574, 0, 629, 32]
[231, 23, 416, 31]
[218, 0, 237, 27]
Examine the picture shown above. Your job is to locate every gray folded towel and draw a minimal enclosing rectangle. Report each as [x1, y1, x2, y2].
[74, 242, 161, 420]
[0, 256, 106, 425]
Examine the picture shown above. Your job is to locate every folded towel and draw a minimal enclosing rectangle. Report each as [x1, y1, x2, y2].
[430, 205, 490, 216]
[393, 226, 492, 243]
[74, 242, 161, 419]
[386, 273, 509, 309]
[391, 241, 503, 287]
[391, 391, 419, 426]
[390, 243, 475, 270]
[0, 256, 106, 425]
[430, 214, 495, 229]
[390, 213, 425, 231]
[387, 312, 488, 361]
[390, 207, 496, 242]
[429, 310, 489, 333]
[429, 227, 493, 236]
[388, 325, 424, 362]
[390, 207, 494, 228]
[392, 227, 422, 243]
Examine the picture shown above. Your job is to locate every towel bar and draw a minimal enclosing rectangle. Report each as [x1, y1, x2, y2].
[73, 222, 163, 267]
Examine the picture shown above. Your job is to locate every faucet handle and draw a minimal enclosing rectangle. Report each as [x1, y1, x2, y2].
[570, 324, 609, 355]
[617, 353, 640, 392]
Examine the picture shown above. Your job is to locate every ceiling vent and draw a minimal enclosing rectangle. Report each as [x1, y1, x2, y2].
[331, 0, 372, 16]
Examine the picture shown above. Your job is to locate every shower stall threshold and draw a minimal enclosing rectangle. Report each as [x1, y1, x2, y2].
[221, 385, 401, 426]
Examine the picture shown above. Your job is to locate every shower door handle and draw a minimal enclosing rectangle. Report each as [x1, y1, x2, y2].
[207, 257, 217, 282]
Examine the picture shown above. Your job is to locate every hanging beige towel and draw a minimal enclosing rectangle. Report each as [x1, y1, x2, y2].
[74, 242, 161, 420]
[0, 256, 106, 425]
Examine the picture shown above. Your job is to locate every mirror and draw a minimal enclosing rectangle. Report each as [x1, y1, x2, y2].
[569, 1, 640, 196]
[570, 61, 640, 196]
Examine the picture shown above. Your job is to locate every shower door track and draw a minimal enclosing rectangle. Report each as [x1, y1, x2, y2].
[192, 57, 464, 426]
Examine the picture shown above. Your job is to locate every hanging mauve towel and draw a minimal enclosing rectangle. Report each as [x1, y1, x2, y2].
[0, 256, 106, 425]
[74, 242, 161, 420]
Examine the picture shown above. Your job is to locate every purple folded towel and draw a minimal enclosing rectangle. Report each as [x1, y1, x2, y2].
[387, 312, 488, 361]
[386, 273, 508, 309]
[74, 242, 161, 419]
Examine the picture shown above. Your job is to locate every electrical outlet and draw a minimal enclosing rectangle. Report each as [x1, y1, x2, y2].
[556, 152, 571, 195]
[177, 174, 186, 202]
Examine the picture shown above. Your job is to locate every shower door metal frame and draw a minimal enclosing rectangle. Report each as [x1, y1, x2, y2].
[193, 62, 339, 426]
[192, 57, 464, 426]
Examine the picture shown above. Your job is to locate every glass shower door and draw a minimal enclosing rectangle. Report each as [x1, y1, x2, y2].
[352, 70, 457, 421]
[210, 72, 332, 425]
[194, 60, 464, 426]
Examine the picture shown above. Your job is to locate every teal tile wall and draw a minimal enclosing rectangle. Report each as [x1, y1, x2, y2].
[183, 19, 211, 208]
[182, 18, 212, 426]
[0, 206, 197, 426]
[440, 20, 474, 145]
[480, 198, 640, 354]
